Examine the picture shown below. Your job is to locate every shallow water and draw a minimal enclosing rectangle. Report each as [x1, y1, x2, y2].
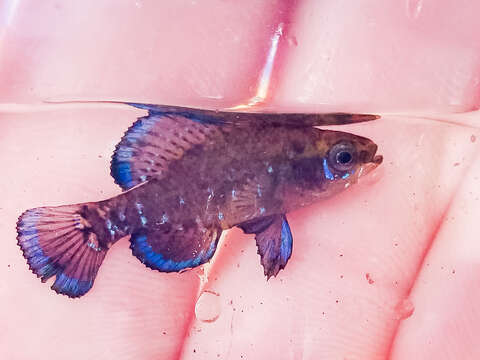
[2, 1, 480, 360]
[2, 104, 480, 360]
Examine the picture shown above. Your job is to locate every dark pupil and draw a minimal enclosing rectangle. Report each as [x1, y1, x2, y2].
[336, 151, 352, 164]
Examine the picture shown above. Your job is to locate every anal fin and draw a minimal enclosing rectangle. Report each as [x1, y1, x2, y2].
[130, 220, 222, 273]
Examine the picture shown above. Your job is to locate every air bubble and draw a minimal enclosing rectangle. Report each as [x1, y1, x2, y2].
[395, 298, 415, 320]
[195, 290, 221, 323]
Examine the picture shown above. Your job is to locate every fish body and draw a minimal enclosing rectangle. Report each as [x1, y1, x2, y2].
[17, 103, 382, 298]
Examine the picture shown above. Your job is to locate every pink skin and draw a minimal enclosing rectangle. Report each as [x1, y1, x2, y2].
[1, 1, 480, 359]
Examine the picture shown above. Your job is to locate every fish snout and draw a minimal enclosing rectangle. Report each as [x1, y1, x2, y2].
[359, 142, 381, 164]
[357, 142, 382, 178]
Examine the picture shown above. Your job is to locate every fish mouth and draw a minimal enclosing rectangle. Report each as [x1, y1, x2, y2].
[355, 141, 383, 180]
[372, 154, 383, 165]
[359, 154, 383, 177]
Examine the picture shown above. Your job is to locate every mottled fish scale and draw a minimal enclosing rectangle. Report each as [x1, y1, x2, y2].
[16, 102, 382, 297]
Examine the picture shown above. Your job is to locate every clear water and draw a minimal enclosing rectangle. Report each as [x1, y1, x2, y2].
[2, 1, 480, 360]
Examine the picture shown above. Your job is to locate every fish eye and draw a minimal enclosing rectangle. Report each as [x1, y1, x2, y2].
[328, 142, 356, 171]
[336, 151, 352, 165]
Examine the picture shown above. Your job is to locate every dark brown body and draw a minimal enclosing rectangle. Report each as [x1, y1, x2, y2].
[17, 103, 382, 298]
[94, 122, 368, 249]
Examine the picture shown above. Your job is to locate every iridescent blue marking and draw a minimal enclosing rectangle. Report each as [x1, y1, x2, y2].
[218, 212, 224, 220]
[260, 207, 266, 215]
[87, 241, 101, 251]
[52, 273, 92, 297]
[106, 219, 115, 237]
[342, 172, 350, 179]
[131, 234, 215, 272]
[231, 189, 237, 199]
[257, 184, 262, 197]
[280, 217, 293, 262]
[267, 165, 273, 174]
[18, 211, 93, 297]
[118, 210, 126, 222]
[135, 202, 148, 227]
[205, 239, 217, 258]
[18, 217, 56, 278]
[179, 197, 185, 205]
[111, 117, 157, 189]
[323, 158, 334, 180]
[112, 161, 133, 188]
[160, 213, 169, 224]
[207, 187, 214, 201]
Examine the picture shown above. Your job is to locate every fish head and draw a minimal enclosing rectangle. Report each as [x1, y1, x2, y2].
[313, 129, 382, 195]
[281, 129, 382, 210]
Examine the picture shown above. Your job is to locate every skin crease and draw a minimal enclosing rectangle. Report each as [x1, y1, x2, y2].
[1, 1, 480, 359]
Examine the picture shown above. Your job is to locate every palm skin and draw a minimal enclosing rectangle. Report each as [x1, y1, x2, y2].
[1, 1, 480, 359]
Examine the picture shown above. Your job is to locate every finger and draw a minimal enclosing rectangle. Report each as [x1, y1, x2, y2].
[0, 1, 287, 107]
[272, 1, 480, 113]
[390, 123, 480, 359]
[0, 1, 292, 359]
[181, 116, 479, 359]
[0, 108, 203, 359]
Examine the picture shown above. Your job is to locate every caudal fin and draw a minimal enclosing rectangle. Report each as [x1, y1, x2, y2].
[17, 204, 107, 298]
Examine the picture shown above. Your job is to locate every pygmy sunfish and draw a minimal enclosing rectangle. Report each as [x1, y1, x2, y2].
[17, 103, 383, 298]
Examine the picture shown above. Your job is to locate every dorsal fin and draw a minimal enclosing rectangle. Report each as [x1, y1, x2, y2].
[111, 112, 222, 190]
[126, 102, 380, 127]
[112, 102, 380, 190]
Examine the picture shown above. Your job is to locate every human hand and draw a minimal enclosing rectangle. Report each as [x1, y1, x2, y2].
[1, 1, 480, 359]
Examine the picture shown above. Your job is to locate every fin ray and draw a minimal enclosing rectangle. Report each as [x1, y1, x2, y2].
[126, 102, 379, 127]
[111, 113, 221, 190]
[130, 221, 221, 273]
[239, 214, 293, 278]
[17, 205, 108, 298]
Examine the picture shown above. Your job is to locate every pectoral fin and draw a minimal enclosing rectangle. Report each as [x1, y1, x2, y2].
[238, 214, 293, 279]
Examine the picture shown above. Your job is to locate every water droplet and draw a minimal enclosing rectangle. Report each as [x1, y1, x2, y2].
[395, 298, 415, 320]
[195, 290, 221, 323]
[365, 273, 375, 284]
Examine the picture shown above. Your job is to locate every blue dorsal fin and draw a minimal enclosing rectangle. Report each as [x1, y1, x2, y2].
[111, 112, 222, 190]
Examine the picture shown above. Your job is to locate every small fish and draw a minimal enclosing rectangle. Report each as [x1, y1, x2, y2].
[17, 103, 383, 298]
